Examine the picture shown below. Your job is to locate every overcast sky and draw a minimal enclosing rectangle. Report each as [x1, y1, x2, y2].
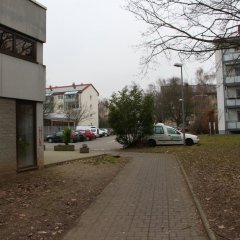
[38, 0, 214, 98]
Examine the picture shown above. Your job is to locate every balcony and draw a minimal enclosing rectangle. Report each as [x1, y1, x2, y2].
[223, 52, 240, 62]
[225, 76, 240, 86]
[226, 99, 240, 108]
[227, 121, 240, 131]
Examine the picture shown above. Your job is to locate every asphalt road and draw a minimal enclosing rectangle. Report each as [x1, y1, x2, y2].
[44, 135, 122, 153]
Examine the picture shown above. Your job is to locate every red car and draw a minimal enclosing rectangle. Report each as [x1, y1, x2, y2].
[76, 130, 95, 141]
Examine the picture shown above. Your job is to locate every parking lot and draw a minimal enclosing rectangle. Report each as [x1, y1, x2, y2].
[44, 135, 122, 153]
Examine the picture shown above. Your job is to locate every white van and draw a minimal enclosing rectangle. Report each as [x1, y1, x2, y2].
[76, 126, 91, 131]
[148, 123, 199, 147]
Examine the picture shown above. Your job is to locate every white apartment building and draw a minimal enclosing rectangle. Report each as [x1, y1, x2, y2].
[45, 83, 99, 131]
[216, 45, 240, 134]
[0, 0, 46, 174]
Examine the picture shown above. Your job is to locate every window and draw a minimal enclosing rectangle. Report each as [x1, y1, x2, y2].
[15, 37, 34, 58]
[0, 30, 13, 51]
[236, 89, 240, 98]
[226, 64, 240, 77]
[237, 111, 240, 122]
[0, 25, 36, 62]
[90, 95, 92, 100]
[154, 126, 164, 134]
[167, 127, 179, 135]
[58, 95, 63, 100]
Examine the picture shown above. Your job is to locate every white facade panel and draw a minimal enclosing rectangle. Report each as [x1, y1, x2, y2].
[215, 50, 226, 133]
[0, 54, 46, 101]
[80, 86, 99, 127]
[0, 0, 46, 42]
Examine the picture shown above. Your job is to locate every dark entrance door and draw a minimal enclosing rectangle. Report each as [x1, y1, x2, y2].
[16, 101, 36, 171]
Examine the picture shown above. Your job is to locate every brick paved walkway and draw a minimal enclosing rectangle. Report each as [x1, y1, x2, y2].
[63, 153, 207, 240]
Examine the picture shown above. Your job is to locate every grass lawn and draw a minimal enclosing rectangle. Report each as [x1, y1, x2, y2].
[128, 135, 240, 240]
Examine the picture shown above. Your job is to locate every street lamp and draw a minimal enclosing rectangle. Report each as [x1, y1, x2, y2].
[174, 63, 186, 145]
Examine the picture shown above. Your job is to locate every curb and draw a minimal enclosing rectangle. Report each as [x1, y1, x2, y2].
[176, 158, 217, 240]
[44, 153, 106, 168]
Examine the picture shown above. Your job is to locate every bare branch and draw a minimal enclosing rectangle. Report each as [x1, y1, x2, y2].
[126, 0, 240, 64]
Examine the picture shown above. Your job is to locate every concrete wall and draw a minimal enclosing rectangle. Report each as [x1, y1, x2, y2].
[0, 54, 46, 101]
[0, 98, 16, 173]
[0, 0, 46, 42]
[215, 50, 226, 134]
[79, 86, 99, 127]
[36, 102, 44, 168]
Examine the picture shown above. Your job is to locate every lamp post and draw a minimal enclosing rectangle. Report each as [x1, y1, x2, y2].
[174, 63, 186, 145]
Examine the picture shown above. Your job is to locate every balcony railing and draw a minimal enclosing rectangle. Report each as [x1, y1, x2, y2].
[226, 99, 240, 107]
[223, 53, 240, 62]
[227, 121, 240, 130]
[225, 76, 240, 85]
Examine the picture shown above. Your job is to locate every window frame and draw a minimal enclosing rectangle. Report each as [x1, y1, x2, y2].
[0, 25, 36, 62]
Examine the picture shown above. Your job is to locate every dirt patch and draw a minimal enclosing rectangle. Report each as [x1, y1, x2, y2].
[180, 147, 240, 240]
[0, 155, 129, 240]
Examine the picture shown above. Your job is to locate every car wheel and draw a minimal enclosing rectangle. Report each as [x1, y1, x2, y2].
[185, 138, 194, 146]
[48, 138, 53, 143]
[148, 139, 156, 147]
[86, 136, 90, 141]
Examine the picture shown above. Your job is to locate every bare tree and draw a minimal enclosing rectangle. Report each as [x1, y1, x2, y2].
[191, 68, 217, 133]
[64, 103, 95, 127]
[43, 95, 55, 118]
[98, 98, 109, 128]
[126, 0, 240, 64]
[147, 78, 194, 126]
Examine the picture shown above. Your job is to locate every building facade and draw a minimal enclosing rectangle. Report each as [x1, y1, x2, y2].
[216, 47, 240, 134]
[0, 0, 46, 174]
[45, 83, 99, 133]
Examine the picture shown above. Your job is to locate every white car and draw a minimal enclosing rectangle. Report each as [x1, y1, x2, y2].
[148, 123, 199, 147]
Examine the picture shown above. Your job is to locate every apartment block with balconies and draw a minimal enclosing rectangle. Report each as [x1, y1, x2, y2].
[216, 46, 240, 134]
[44, 83, 99, 135]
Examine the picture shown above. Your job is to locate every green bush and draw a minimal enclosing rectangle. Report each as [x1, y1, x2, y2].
[108, 84, 154, 148]
[62, 128, 72, 145]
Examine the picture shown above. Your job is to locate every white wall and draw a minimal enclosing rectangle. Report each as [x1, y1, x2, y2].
[0, 54, 46, 102]
[79, 86, 99, 127]
[0, 0, 46, 42]
[215, 50, 226, 134]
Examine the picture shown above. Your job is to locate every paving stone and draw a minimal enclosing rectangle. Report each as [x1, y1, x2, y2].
[63, 153, 207, 240]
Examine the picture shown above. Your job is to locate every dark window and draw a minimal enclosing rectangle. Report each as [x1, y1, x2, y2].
[154, 126, 164, 134]
[226, 64, 240, 77]
[0, 29, 13, 51]
[237, 111, 240, 122]
[16, 37, 34, 58]
[0, 25, 36, 62]
[236, 89, 240, 98]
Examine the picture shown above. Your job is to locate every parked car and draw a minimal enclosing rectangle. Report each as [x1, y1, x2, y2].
[90, 127, 99, 138]
[73, 131, 86, 142]
[75, 130, 95, 141]
[46, 130, 78, 143]
[100, 128, 109, 136]
[148, 123, 199, 147]
[98, 129, 105, 137]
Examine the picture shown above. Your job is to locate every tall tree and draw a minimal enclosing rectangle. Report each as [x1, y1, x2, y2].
[126, 0, 240, 63]
[43, 95, 55, 118]
[108, 84, 154, 147]
[98, 98, 109, 128]
[148, 78, 194, 126]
